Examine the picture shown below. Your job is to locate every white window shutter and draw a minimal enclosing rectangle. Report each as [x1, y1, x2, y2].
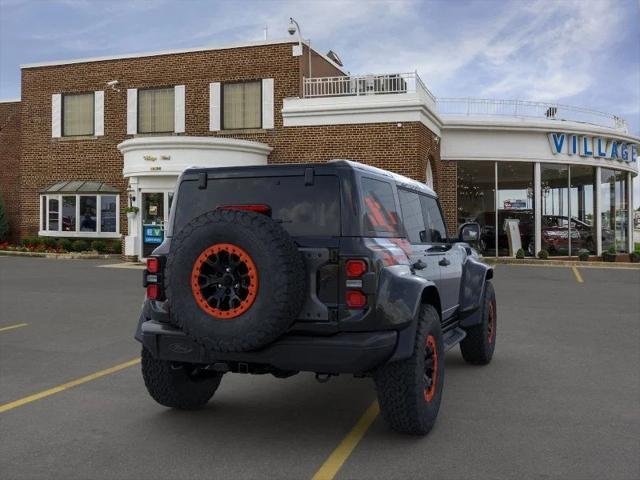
[51, 94, 62, 138]
[127, 88, 137, 135]
[262, 78, 274, 129]
[94, 91, 104, 136]
[209, 82, 221, 131]
[174, 85, 185, 133]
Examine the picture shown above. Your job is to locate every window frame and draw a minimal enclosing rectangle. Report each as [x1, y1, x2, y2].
[61, 91, 95, 137]
[397, 187, 428, 245]
[39, 193, 120, 238]
[419, 193, 449, 244]
[137, 86, 176, 134]
[221, 80, 263, 130]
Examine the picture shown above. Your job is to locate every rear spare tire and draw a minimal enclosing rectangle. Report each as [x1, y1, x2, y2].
[166, 209, 305, 352]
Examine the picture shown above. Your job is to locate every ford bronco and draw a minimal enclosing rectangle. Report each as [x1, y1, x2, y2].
[136, 160, 496, 435]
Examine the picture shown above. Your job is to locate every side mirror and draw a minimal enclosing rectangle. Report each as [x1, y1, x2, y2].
[458, 222, 481, 243]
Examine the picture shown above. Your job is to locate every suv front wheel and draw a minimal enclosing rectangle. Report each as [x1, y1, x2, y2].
[141, 348, 223, 409]
[374, 304, 444, 435]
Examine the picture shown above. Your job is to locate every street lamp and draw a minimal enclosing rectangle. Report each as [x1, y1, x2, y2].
[288, 17, 312, 78]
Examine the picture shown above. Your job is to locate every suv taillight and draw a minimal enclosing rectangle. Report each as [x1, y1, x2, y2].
[144, 256, 164, 300]
[345, 258, 368, 309]
[220, 204, 271, 215]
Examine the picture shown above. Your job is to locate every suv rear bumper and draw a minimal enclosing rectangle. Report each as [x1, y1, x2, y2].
[137, 317, 397, 374]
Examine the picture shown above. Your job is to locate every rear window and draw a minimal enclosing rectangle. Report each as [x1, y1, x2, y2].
[173, 175, 341, 237]
[361, 177, 401, 235]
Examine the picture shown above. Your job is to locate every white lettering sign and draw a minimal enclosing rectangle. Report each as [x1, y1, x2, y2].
[548, 132, 637, 163]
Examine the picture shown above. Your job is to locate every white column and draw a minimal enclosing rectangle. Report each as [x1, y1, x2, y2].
[628, 172, 634, 253]
[51, 94, 62, 138]
[174, 85, 185, 133]
[595, 167, 602, 256]
[209, 82, 221, 131]
[94, 91, 104, 136]
[534, 162, 541, 256]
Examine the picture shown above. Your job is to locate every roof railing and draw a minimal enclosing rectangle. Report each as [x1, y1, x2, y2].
[303, 72, 436, 103]
[436, 97, 628, 132]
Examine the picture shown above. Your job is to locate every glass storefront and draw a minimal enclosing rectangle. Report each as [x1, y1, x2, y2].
[457, 161, 631, 257]
[457, 161, 496, 256]
[601, 169, 629, 253]
[497, 162, 534, 256]
[570, 166, 596, 255]
[541, 164, 570, 255]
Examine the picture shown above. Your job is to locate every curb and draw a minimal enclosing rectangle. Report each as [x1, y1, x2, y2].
[0, 250, 121, 260]
[482, 257, 640, 269]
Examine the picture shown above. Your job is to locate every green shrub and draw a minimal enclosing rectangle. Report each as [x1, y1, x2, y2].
[630, 252, 640, 263]
[21, 236, 41, 247]
[108, 239, 122, 254]
[607, 244, 616, 254]
[0, 194, 9, 242]
[59, 238, 74, 252]
[537, 249, 549, 260]
[91, 240, 107, 253]
[71, 239, 89, 252]
[515, 248, 525, 259]
[40, 237, 57, 249]
[577, 249, 590, 261]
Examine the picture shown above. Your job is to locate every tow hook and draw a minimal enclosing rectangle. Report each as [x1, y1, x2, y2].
[315, 373, 333, 383]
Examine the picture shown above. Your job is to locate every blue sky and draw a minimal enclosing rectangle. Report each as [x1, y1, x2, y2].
[1, 0, 639, 203]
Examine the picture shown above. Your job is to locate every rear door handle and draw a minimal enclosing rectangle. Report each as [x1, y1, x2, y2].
[439, 258, 450, 266]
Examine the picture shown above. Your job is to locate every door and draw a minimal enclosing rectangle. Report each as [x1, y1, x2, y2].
[420, 194, 461, 318]
[141, 192, 169, 258]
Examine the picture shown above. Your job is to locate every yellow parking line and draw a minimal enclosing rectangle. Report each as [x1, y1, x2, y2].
[0, 323, 28, 333]
[0, 358, 140, 414]
[571, 266, 584, 283]
[311, 401, 379, 480]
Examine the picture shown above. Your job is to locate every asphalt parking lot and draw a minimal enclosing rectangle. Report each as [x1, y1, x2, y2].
[1, 256, 639, 480]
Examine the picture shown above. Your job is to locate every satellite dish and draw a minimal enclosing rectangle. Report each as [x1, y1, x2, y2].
[326, 50, 343, 67]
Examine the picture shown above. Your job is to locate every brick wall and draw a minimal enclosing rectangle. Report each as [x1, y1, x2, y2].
[0, 101, 21, 242]
[18, 42, 303, 240]
[17, 41, 444, 241]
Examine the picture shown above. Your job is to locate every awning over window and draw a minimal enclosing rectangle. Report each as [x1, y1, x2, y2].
[41, 181, 120, 194]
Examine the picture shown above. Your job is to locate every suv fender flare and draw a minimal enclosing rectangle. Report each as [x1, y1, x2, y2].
[383, 268, 440, 363]
[458, 256, 494, 328]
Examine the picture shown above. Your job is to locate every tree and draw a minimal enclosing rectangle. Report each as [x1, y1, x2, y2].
[0, 194, 9, 242]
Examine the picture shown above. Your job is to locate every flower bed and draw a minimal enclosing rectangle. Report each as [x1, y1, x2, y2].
[0, 237, 122, 255]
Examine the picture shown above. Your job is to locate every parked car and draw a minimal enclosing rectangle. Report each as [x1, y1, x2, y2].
[135, 160, 496, 435]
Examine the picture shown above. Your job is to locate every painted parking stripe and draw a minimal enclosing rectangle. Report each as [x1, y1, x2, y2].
[0, 323, 28, 333]
[0, 358, 140, 414]
[571, 266, 584, 283]
[311, 400, 380, 480]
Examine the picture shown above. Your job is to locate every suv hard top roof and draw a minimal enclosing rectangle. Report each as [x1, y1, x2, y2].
[183, 159, 437, 197]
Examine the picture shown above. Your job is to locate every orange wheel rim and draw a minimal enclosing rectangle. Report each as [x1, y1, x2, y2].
[424, 335, 438, 402]
[487, 301, 495, 344]
[191, 243, 258, 319]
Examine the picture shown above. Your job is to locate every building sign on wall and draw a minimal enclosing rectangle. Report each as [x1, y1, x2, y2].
[143, 225, 164, 245]
[548, 132, 638, 163]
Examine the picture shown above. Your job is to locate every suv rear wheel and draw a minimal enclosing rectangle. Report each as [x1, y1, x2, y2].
[374, 304, 444, 435]
[460, 281, 496, 365]
[141, 347, 223, 409]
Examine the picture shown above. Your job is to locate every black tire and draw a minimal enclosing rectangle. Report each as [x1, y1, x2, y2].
[460, 281, 496, 365]
[166, 209, 306, 352]
[374, 304, 444, 435]
[141, 347, 223, 409]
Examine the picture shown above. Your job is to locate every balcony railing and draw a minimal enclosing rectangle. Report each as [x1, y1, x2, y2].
[436, 98, 628, 132]
[301, 74, 628, 132]
[303, 72, 436, 102]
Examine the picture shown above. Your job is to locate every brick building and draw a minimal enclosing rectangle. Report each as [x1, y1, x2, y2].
[0, 38, 637, 259]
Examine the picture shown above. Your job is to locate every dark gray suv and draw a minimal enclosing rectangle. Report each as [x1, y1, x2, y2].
[136, 160, 496, 435]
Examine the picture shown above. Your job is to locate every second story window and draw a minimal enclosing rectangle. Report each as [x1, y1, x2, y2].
[223, 81, 261, 129]
[63, 92, 94, 136]
[138, 87, 175, 133]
